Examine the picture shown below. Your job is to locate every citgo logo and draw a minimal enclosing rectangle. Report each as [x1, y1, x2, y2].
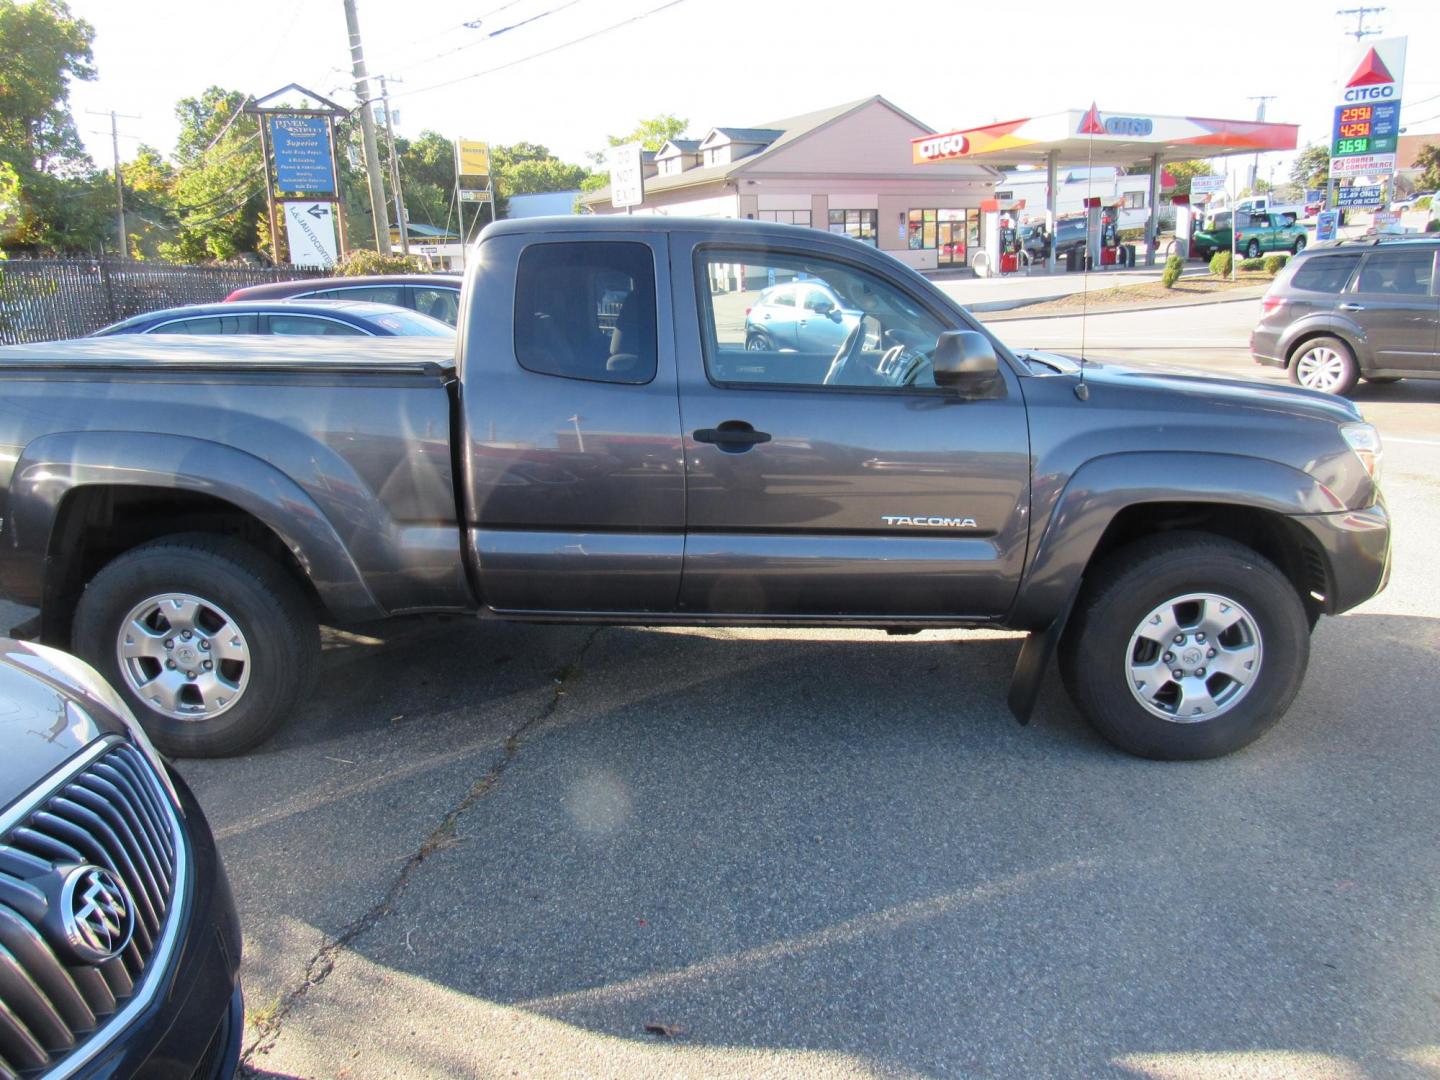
[1103, 116, 1154, 137]
[916, 134, 969, 160]
[1343, 46, 1396, 101]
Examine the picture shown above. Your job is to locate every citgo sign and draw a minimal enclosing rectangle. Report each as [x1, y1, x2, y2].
[913, 133, 970, 162]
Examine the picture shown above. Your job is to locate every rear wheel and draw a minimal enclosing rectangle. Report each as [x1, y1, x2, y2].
[1059, 533, 1310, 759]
[1289, 335, 1359, 395]
[1246, 239, 1262, 258]
[1292, 235, 1307, 254]
[74, 534, 318, 757]
[745, 332, 773, 351]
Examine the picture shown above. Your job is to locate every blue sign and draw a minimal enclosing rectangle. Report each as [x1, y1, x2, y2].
[1316, 210, 1340, 242]
[1104, 116, 1154, 137]
[271, 116, 335, 194]
[1336, 185, 1384, 209]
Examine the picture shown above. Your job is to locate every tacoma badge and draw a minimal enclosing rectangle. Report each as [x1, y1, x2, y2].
[882, 515, 979, 528]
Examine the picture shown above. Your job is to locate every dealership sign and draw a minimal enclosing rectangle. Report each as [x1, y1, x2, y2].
[271, 116, 335, 193]
[282, 201, 338, 268]
[1332, 37, 1405, 178]
[1190, 175, 1226, 197]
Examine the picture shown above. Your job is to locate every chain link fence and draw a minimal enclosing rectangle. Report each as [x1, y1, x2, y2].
[0, 260, 324, 345]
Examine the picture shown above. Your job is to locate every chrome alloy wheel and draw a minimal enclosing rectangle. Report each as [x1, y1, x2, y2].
[116, 593, 251, 720]
[1125, 592, 1263, 722]
[1293, 345, 1348, 392]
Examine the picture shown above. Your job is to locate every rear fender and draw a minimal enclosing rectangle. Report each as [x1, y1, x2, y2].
[0, 431, 382, 621]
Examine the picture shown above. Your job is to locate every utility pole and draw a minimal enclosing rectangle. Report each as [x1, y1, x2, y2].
[86, 109, 140, 259]
[377, 76, 409, 255]
[343, 0, 392, 254]
[1245, 95, 1277, 190]
[1335, 6, 1384, 41]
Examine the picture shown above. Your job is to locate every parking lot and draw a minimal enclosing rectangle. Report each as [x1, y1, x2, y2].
[5, 300, 1437, 1079]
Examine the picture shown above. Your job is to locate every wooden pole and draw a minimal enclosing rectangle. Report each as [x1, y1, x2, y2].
[258, 116, 283, 266]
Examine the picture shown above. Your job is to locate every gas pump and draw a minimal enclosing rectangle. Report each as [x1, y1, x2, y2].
[1084, 197, 1125, 268]
[978, 198, 1026, 277]
[1172, 194, 1193, 260]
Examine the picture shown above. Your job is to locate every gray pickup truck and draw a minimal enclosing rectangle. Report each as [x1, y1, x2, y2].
[0, 218, 1390, 760]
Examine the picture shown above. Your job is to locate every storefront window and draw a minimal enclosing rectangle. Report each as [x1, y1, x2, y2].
[908, 209, 978, 266]
[757, 210, 813, 227]
[828, 209, 877, 246]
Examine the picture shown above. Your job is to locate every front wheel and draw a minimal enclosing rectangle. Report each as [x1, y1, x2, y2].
[745, 332, 773, 351]
[1289, 335, 1359, 395]
[74, 534, 319, 757]
[1293, 236, 1307, 254]
[1059, 533, 1310, 759]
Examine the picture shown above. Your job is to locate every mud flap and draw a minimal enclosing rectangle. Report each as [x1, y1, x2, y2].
[1007, 580, 1082, 725]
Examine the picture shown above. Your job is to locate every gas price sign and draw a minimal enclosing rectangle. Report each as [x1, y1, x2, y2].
[1331, 102, 1399, 157]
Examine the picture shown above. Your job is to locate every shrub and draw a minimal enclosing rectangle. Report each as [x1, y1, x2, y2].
[1238, 257, 1265, 271]
[1263, 253, 1289, 276]
[1160, 254, 1184, 288]
[1209, 251, 1233, 276]
[334, 249, 426, 276]
[1413, 195, 1431, 211]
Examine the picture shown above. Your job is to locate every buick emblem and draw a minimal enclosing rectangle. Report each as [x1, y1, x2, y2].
[59, 865, 135, 964]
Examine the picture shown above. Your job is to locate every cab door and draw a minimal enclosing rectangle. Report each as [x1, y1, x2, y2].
[672, 237, 1031, 618]
[1347, 248, 1440, 374]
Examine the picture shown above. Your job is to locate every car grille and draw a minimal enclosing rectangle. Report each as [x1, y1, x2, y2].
[0, 740, 185, 1079]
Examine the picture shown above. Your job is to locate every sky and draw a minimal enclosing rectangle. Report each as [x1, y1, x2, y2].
[64, 0, 1440, 185]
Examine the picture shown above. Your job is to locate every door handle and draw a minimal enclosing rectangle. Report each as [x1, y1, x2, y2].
[693, 421, 772, 453]
[1339, 302, 1365, 311]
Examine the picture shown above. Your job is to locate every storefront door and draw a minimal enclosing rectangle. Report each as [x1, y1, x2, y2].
[937, 221, 965, 266]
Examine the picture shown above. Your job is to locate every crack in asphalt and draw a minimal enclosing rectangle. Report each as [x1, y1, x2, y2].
[240, 626, 605, 1070]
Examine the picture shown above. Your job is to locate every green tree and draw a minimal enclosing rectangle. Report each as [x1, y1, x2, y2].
[159, 87, 266, 263]
[1414, 142, 1440, 193]
[1290, 144, 1330, 191]
[0, 0, 105, 251]
[1162, 160, 1211, 199]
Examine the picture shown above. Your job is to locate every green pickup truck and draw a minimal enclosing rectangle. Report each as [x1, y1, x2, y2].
[1193, 211, 1309, 260]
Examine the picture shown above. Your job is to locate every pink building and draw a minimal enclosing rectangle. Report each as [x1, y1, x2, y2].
[580, 96, 1000, 271]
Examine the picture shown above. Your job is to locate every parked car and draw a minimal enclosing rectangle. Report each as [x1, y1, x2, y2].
[1251, 235, 1439, 394]
[225, 273, 463, 325]
[0, 216, 1389, 761]
[0, 638, 242, 1078]
[1019, 217, 1088, 262]
[744, 279, 857, 353]
[1193, 212, 1308, 260]
[94, 299, 454, 338]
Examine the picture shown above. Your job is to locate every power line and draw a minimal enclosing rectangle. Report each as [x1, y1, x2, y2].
[391, 0, 693, 101]
[1335, 5, 1384, 41]
[375, 0, 588, 77]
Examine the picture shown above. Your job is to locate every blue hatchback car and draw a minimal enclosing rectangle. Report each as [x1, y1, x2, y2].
[743, 279, 860, 353]
[94, 299, 455, 338]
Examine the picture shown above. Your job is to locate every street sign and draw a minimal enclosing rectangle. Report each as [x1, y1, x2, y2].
[271, 116, 335, 193]
[609, 142, 644, 210]
[1191, 175, 1226, 197]
[282, 201, 339, 268]
[1315, 210, 1340, 242]
[1331, 36, 1405, 179]
[1336, 185, 1384, 209]
[459, 189, 492, 203]
[1330, 153, 1396, 178]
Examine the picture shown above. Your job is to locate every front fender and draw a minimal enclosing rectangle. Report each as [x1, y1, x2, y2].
[0, 430, 383, 621]
[1007, 451, 1344, 630]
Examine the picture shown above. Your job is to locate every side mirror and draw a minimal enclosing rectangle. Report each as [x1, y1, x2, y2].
[933, 330, 1000, 391]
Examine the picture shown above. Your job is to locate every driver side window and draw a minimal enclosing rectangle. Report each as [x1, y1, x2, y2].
[697, 249, 948, 390]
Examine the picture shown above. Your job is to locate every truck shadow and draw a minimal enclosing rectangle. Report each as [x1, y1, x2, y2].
[208, 611, 1440, 1078]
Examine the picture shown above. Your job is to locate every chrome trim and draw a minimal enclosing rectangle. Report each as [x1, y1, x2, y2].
[0, 737, 113, 840]
[143, 312, 377, 336]
[0, 736, 191, 1080]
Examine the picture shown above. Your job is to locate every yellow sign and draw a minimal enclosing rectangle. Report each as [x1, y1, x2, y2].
[455, 139, 490, 180]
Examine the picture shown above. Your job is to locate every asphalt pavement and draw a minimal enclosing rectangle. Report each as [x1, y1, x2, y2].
[4, 304, 1437, 1078]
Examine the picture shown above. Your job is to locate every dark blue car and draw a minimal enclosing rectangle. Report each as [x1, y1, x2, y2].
[94, 299, 454, 338]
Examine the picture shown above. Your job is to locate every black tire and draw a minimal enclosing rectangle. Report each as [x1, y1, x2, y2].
[1288, 334, 1359, 395]
[74, 533, 318, 757]
[745, 332, 773, 351]
[1058, 533, 1310, 760]
[1246, 239, 1262, 258]
[1292, 236, 1307, 254]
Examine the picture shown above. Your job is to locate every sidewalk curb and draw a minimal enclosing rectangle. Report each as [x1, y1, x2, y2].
[978, 289, 1268, 323]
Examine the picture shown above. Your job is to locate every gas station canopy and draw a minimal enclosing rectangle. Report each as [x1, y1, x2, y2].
[911, 106, 1299, 168]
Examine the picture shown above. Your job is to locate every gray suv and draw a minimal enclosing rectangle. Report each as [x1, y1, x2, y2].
[1251, 236, 1440, 395]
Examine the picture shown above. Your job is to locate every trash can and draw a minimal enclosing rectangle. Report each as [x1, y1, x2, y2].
[1065, 248, 1082, 272]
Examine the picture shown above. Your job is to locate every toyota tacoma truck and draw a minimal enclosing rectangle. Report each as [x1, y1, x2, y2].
[0, 217, 1390, 760]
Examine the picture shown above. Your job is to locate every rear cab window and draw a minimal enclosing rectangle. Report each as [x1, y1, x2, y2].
[513, 242, 657, 384]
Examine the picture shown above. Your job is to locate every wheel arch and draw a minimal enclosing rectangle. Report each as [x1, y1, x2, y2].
[1009, 453, 1340, 631]
[2, 431, 383, 644]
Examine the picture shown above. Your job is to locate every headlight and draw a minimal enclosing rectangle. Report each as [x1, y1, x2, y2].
[1341, 422, 1382, 485]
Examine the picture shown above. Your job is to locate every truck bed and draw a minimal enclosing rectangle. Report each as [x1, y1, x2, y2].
[0, 335, 455, 376]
